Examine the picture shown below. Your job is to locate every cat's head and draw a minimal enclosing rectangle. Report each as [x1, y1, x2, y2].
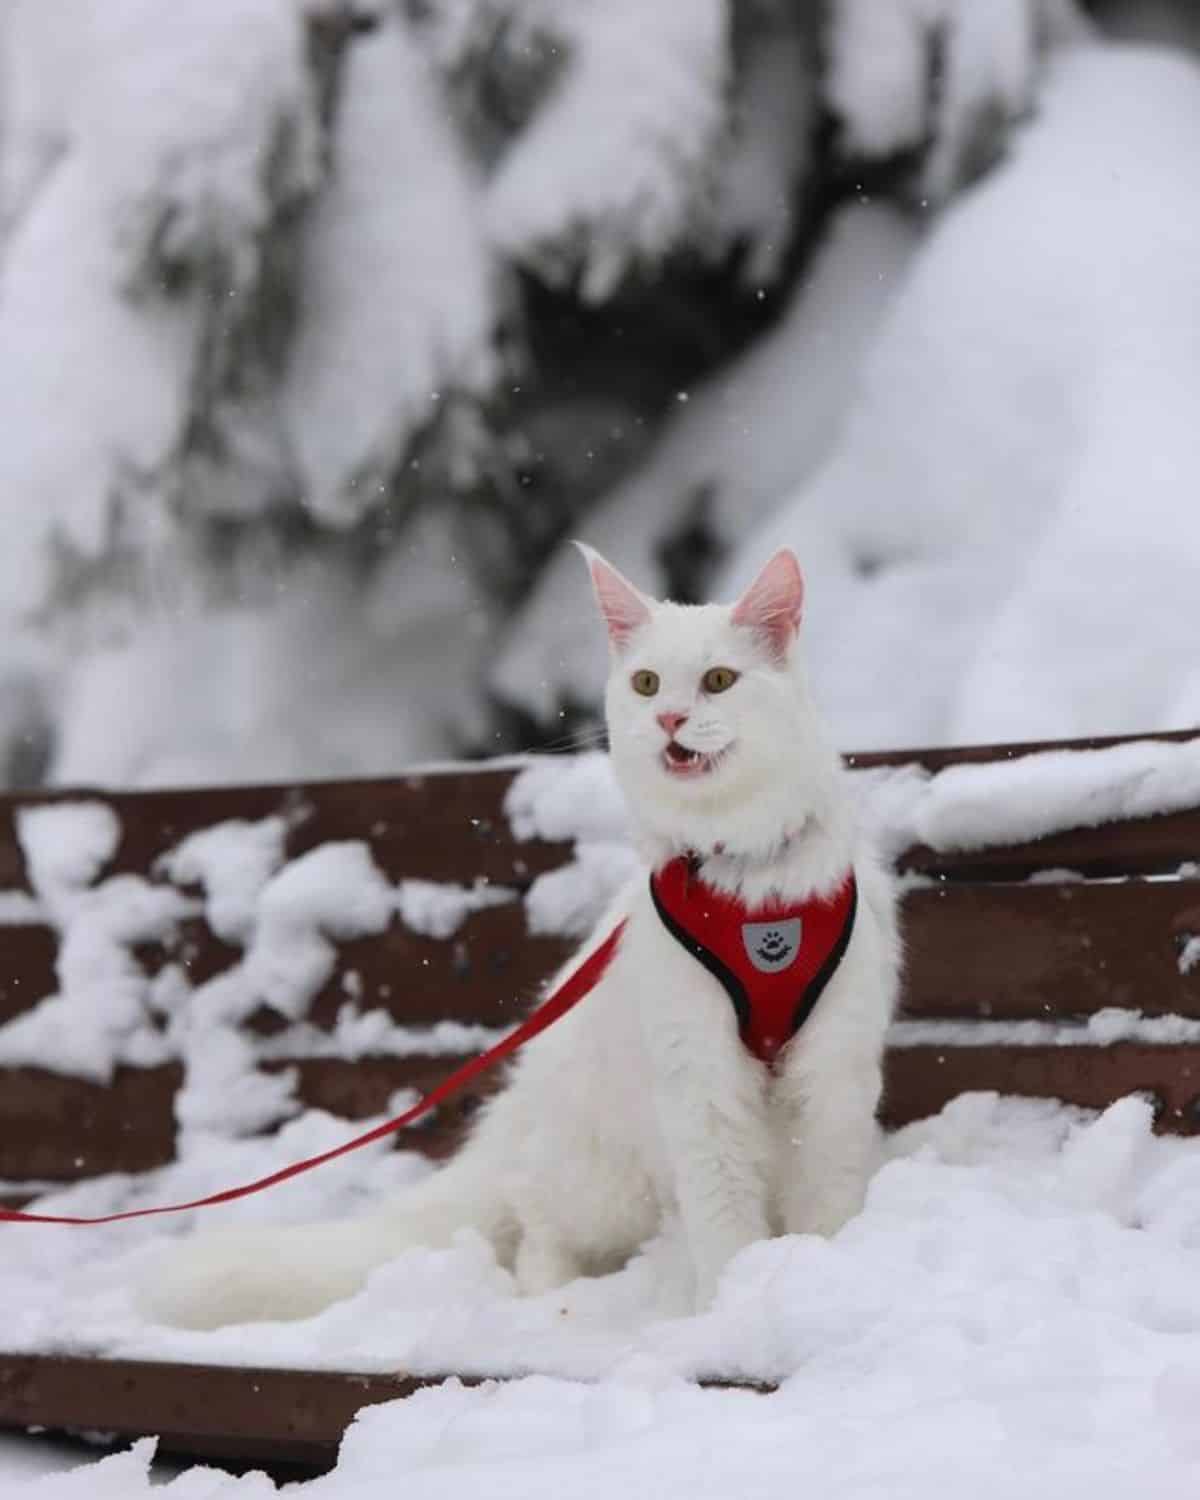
[580, 545, 839, 858]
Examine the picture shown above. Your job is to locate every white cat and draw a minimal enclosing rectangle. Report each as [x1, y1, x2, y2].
[144, 548, 900, 1329]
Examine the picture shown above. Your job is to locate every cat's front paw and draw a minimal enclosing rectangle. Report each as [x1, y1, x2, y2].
[514, 1234, 582, 1296]
[692, 1264, 725, 1312]
[783, 1175, 867, 1239]
[688, 1232, 763, 1310]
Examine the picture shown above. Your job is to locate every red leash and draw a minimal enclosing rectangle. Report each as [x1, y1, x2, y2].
[0, 919, 627, 1227]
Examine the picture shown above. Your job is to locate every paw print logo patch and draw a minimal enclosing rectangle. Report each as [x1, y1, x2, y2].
[742, 918, 802, 974]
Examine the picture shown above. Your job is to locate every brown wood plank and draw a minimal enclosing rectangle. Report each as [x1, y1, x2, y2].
[0, 1065, 181, 1181]
[882, 1041, 1200, 1133]
[0, 925, 55, 1026]
[15, 1034, 1196, 1190]
[845, 725, 1200, 774]
[0, 770, 574, 894]
[282, 1054, 504, 1161]
[0, 1356, 774, 1471]
[266, 907, 573, 1031]
[895, 809, 1200, 882]
[0, 1054, 503, 1182]
[900, 878, 1200, 1021]
[293, 1044, 1200, 1144]
[0, 1356, 487, 1469]
[283, 1042, 1200, 1141]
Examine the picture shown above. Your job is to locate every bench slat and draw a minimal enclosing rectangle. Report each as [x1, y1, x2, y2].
[896, 810, 1200, 882]
[0, 1066, 182, 1181]
[0, 1355, 773, 1471]
[845, 725, 1200, 773]
[0, 771, 573, 893]
[3, 876, 1198, 1053]
[882, 1041, 1200, 1133]
[0, 926, 55, 1026]
[9, 1032, 1200, 1187]
[2, 753, 1197, 899]
[901, 878, 1200, 1020]
[0, 1057, 489, 1182]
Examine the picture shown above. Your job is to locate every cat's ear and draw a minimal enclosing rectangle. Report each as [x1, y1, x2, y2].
[575, 543, 653, 651]
[731, 549, 805, 660]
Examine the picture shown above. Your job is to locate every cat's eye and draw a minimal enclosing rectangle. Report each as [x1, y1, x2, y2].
[702, 666, 739, 694]
[631, 669, 660, 697]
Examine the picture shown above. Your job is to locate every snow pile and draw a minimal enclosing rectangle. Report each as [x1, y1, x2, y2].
[504, 751, 629, 846]
[704, 15, 814, 286]
[0, 803, 192, 1080]
[280, 14, 497, 525]
[395, 879, 514, 941]
[868, 736, 1200, 858]
[12, 1096, 1200, 1493]
[0, 0, 318, 625]
[49, 526, 499, 789]
[505, 753, 639, 936]
[15, 801, 121, 912]
[826, 0, 1088, 199]
[0, 3, 506, 791]
[891, 1010, 1200, 1048]
[485, 0, 728, 299]
[722, 44, 1200, 752]
[192, 842, 394, 1027]
[84, 0, 319, 295]
[159, 816, 289, 944]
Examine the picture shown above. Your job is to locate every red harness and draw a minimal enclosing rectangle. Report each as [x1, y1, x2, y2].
[650, 856, 857, 1065]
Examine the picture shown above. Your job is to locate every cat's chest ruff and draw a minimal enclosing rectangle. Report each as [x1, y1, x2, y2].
[649, 855, 857, 1066]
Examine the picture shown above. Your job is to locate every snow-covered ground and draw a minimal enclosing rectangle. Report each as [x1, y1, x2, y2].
[10, 1095, 1200, 1495]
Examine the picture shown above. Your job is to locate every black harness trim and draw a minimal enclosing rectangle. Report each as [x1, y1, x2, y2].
[790, 875, 858, 1036]
[649, 872, 751, 1036]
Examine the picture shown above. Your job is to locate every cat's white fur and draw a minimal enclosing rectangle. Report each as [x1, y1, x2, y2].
[143, 549, 900, 1329]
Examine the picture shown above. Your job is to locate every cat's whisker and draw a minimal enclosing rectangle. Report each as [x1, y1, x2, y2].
[534, 725, 610, 754]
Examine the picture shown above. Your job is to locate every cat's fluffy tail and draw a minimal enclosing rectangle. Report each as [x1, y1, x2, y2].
[139, 1152, 508, 1330]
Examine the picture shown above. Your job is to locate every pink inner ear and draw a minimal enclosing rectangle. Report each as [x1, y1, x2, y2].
[581, 547, 653, 648]
[731, 550, 804, 659]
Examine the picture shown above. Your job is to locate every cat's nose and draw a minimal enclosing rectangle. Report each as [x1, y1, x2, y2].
[657, 710, 689, 737]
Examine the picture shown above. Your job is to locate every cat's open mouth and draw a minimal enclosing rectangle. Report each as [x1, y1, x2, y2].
[663, 741, 720, 777]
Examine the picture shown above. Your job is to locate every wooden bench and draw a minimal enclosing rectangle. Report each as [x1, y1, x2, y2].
[1, 729, 1199, 1468]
